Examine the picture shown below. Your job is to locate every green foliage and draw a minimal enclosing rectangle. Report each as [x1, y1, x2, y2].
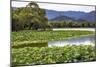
[12, 42, 48, 48]
[12, 2, 48, 31]
[12, 45, 96, 66]
[49, 21, 96, 28]
[12, 30, 94, 47]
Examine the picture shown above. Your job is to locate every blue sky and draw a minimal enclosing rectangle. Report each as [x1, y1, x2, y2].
[12, 1, 95, 12]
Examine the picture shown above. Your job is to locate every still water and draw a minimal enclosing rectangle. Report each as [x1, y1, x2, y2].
[48, 35, 95, 47]
[53, 28, 95, 31]
[13, 35, 95, 48]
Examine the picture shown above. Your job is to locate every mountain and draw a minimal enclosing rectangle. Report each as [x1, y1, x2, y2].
[46, 9, 87, 20]
[50, 15, 75, 21]
[46, 10, 60, 20]
[50, 15, 87, 22]
[46, 9, 96, 22]
[81, 11, 96, 22]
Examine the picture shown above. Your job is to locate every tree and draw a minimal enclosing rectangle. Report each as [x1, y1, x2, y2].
[12, 2, 48, 31]
[12, 8, 25, 31]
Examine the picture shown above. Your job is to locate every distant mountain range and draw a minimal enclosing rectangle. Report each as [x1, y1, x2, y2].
[50, 15, 74, 21]
[12, 7, 96, 22]
[46, 9, 96, 22]
[50, 15, 87, 22]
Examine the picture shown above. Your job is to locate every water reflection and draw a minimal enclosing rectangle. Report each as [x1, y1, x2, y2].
[48, 35, 95, 47]
[13, 35, 95, 48]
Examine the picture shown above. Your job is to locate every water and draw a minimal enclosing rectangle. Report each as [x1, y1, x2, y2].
[13, 35, 95, 48]
[53, 28, 95, 31]
[48, 35, 95, 47]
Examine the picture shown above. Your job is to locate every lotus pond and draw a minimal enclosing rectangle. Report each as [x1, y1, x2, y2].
[12, 30, 96, 66]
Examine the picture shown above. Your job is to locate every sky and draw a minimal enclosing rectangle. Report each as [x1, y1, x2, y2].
[12, 1, 95, 12]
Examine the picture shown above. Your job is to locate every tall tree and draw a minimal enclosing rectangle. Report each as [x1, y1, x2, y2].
[12, 2, 48, 31]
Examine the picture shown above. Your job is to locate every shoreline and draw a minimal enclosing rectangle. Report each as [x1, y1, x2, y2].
[53, 28, 95, 31]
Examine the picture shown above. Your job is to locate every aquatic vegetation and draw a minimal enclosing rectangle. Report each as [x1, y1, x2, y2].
[12, 45, 96, 66]
[12, 30, 95, 66]
[12, 30, 95, 47]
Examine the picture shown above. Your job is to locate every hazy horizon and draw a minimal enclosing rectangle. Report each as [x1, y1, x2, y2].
[12, 1, 95, 13]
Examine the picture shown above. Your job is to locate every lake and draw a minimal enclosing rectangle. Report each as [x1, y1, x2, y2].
[53, 28, 95, 31]
[48, 35, 95, 47]
[47, 28, 95, 47]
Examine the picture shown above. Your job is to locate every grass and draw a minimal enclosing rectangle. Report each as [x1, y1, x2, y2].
[12, 30, 95, 47]
[12, 45, 96, 66]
